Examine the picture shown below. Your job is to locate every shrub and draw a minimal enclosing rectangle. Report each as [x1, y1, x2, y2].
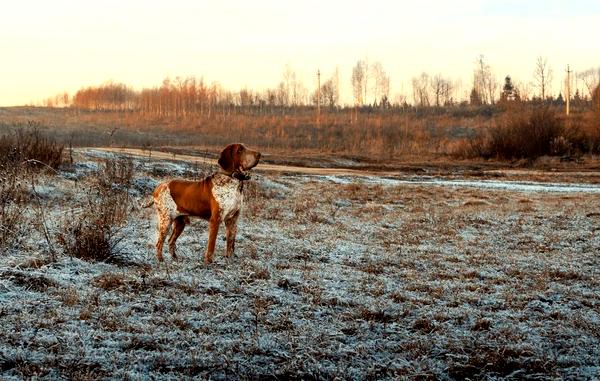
[98, 156, 134, 189]
[57, 159, 131, 263]
[572, 111, 600, 154]
[0, 125, 64, 171]
[0, 167, 26, 249]
[454, 107, 566, 160]
[451, 133, 487, 159]
[487, 108, 564, 160]
[0, 126, 62, 249]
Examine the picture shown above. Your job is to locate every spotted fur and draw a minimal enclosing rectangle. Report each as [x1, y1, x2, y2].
[150, 143, 260, 264]
[152, 182, 182, 262]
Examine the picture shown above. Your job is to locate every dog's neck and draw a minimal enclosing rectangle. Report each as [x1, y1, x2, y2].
[217, 170, 250, 181]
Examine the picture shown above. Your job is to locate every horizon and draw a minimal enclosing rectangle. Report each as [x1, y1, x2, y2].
[1, 0, 600, 107]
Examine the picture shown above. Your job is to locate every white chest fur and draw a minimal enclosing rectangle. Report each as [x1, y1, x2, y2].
[211, 174, 243, 221]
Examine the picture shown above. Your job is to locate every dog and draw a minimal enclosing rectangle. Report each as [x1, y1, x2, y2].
[148, 143, 260, 264]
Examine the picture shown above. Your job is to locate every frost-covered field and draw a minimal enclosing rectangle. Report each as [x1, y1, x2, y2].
[1, 151, 599, 380]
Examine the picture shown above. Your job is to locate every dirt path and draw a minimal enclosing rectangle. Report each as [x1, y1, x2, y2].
[85, 147, 403, 177]
[82, 147, 600, 193]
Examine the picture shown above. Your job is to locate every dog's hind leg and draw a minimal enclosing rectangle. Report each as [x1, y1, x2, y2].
[168, 216, 189, 260]
[156, 214, 172, 262]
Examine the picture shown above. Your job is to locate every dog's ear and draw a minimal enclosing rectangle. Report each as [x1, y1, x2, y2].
[218, 144, 235, 173]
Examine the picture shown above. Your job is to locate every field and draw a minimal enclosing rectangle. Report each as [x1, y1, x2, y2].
[1, 146, 599, 380]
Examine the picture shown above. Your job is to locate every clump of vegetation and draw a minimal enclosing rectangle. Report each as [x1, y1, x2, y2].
[0, 124, 64, 170]
[57, 158, 132, 263]
[455, 108, 566, 160]
[0, 126, 64, 250]
[0, 167, 26, 249]
[488, 107, 564, 159]
[98, 155, 134, 188]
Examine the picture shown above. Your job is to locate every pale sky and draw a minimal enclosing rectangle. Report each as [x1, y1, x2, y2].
[1, 0, 599, 106]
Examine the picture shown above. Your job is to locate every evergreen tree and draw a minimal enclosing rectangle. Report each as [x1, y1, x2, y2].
[555, 93, 564, 105]
[470, 88, 483, 106]
[574, 90, 582, 107]
[500, 76, 517, 102]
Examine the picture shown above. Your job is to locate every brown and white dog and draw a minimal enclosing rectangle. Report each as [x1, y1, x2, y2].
[149, 143, 260, 264]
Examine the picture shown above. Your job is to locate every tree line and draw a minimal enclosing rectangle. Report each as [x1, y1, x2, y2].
[42, 57, 600, 114]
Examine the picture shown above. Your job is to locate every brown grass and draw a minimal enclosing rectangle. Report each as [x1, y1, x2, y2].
[0, 106, 484, 158]
[1, 146, 599, 379]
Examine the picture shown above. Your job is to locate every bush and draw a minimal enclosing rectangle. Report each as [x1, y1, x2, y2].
[0, 125, 63, 250]
[0, 167, 26, 249]
[593, 84, 600, 112]
[57, 159, 131, 263]
[572, 111, 600, 154]
[0, 125, 64, 171]
[487, 108, 564, 160]
[98, 156, 134, 189]
[454, 107, 566, 160]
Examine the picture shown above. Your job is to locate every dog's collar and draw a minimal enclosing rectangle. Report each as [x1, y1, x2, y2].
[218, 170, 250, 181]
[232, 171, 251, 181]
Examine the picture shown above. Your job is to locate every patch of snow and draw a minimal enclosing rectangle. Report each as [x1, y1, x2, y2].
[304, 174, 600, 193]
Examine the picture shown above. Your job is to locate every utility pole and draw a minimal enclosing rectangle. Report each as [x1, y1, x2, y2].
[566, 65, 571, 116]
[316, 69, 321, 126]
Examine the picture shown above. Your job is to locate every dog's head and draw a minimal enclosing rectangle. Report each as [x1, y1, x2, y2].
[218, 143, 261, 178]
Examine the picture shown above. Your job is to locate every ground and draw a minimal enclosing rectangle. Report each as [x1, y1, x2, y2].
[0, 149, 599, 380]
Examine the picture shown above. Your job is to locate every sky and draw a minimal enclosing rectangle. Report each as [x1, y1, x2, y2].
[1, 0, 599, 106]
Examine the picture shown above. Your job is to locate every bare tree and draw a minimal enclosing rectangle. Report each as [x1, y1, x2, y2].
[473, 55, 498, 104]
[311, 70, 339, 109]
[351, 60, 366, 105]
[430, 74, 454, 106]
[412, 72, 431, 107]
[286, 67, 308, 107]
[362, 58, 370, 104]
[486, 74, 499, 105]
[533, 56, 553, 100]
[577, 67, 600, 99]
[370, 61, 390, 105]
[515, 80, 532, 101]
[281, 64, 293, 107]
[333, 66, 340, 106]
[312, 78, 338, 109]
[393, 93, 407, 108]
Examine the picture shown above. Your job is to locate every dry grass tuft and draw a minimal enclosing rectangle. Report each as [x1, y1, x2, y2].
[472, 318, 492, 331]
[359, 308, 394, 323]
[446, 338, 554, 380]
[412, 317, 437, 333]
[93, 272, 127, 291]
[3, 269, 57, 292]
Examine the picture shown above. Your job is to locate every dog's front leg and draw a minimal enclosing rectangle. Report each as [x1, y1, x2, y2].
[225, 211, 239, 258]
[204, 214, 221, 264]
